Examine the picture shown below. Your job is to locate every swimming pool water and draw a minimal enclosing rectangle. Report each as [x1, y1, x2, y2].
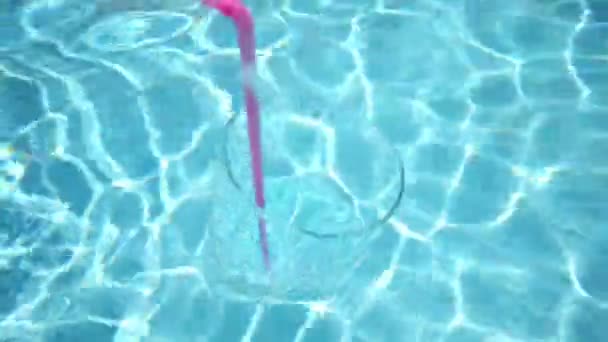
[1, 0, 607, 341]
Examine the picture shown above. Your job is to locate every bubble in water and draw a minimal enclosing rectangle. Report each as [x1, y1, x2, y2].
[202, 112, 403, 302]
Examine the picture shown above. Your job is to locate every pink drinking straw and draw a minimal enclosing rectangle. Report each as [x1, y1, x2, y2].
[202, 0, 271, 272]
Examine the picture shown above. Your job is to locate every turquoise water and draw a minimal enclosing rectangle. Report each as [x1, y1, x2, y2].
[1, 0, 607, 341]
